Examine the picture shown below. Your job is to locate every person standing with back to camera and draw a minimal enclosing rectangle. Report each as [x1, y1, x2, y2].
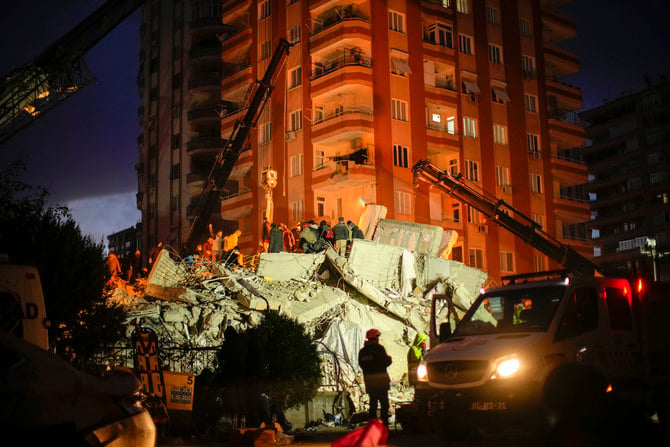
[358, 328, 392, 427]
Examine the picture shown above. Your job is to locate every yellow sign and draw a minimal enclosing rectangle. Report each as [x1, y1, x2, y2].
[162, 371, 195, 411]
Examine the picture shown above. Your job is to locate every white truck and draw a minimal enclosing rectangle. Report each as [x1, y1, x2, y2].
[416, 274, 670, 440]
[408, 160, 670, 441]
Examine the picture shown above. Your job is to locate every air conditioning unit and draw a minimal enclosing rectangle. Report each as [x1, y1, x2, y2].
[529, 150, 541, 159]
[502, 184, 512, 194]
[477, 224, 489, 234]
[285, 131, 296, 141]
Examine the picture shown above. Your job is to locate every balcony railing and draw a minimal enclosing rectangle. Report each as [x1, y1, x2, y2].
[222, 59, 251, 79]
[187, 135, 226, 151]
[432, 77, 457, 92]
[555, 192, 589, 204]
[556, 146, 585, 164]
[312, 6, 370, 35]
[426, 122, 457, 135]
[311, 50, 372, 80]
[221, 186, 251, 201]
[313, 106, 373, 125]
[548, 108, 582, 126]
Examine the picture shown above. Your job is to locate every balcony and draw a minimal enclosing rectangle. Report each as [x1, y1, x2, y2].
[544, 43, 579, 78]
[189, 17, 231, 35]
[547, 108, 586, 147]
[425, 78, 459, 105]
[426, 122, 459, 147]
[546, 79, 582, 111]
[221, 27, 252, 53]
[312, 6, 369, 35]
[541, 8, 576, 42]
[189, 45, 221, 61]
[187, 173, 207, 195]
[310, 8, 372, 55]
[312, 158, 376, 192]
[311, 107, 374, 144]
[311, 50, 372, 81]
[188, 72, 222, 90]
[187, 105, 220, 125]
[187, 135, 226, 154]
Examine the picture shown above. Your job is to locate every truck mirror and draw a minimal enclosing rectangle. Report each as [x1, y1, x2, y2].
[439, 322, 452, 342]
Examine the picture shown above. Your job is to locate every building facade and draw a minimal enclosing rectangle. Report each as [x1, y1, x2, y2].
[137, 0, 591, 282]
[581, 79, 670, 281]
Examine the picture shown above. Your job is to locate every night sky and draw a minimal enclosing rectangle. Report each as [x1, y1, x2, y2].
[1, 0, 669, 247]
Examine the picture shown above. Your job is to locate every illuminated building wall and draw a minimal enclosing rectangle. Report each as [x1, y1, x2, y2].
[138, 0, 591, 281]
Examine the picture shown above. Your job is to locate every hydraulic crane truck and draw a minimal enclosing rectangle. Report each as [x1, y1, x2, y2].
[406, 159, 670, 441]
[181, 38, 291, 255]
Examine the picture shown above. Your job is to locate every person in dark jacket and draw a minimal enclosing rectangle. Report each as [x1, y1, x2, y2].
[332, 217, 350, 256]
[358, 328, 392, 426]
[268, 222, 284, 253]
[347, 221, 364, 240]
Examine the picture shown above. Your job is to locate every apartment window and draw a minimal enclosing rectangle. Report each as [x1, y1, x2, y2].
[467, 206, 481, 224]
[289, 66, 302, 88]
[527, 133, 540, 154]
[469, 248, 484, 269]
[491, 87, 509, 104]
[315, 149, 325, 169]
[530, 173, 543, 193]
[458, 34, 473, 55]
[532, 214, 544, 229]
[428, 23, 453, 48]
[446, 116, 456, 134]
[452, 203, 460, 223]
[288, 24, 301, 44]
[500, 252, 514, 272]
[391, 57, 411, 76]
[334, 104, 344, 116]
[395, 191, 412, 214]
[495, 166, 509, 186]
[464, 160, 479, 181]
[260, 40, 271, 60]
[259, 121, 272, 143]
[291, 199, 304, 223]
[534, 255, 546, 272]
[290, 109, 303, 131]
[519, 18, 532, 36]
[522, 55, 536, 77]
[393, 145, 409, 168]
[456, 0, 470, 14]
[389, 11, 405, 33]
[486, 6, 499, 24]
[290, 153, 303, 177]
[259, 0, 270, 20]
[524, 94, 537, 113]
[488, 44, 503, 64]
[493, 124, 507, 145]
[392, 99, 408, 121]
[463, 117, 477, 138]
[314, 105, 323, 123]
[316, 197, 325, 216]
[449, 158, 459, 176]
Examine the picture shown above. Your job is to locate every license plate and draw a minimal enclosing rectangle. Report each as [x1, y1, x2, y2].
[470, 401, 507, 411]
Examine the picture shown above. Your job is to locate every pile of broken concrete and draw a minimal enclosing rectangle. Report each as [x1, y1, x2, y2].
[108, 212, 490, 417]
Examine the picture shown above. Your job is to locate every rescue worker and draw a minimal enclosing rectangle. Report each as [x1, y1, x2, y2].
[268, 222, 284, 253]
[358, 328, 392, 426]
[406, 332, 427, 387]
[332, 216, 350, 257]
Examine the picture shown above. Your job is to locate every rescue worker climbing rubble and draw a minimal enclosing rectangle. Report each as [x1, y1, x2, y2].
[358, 328, 392, 427]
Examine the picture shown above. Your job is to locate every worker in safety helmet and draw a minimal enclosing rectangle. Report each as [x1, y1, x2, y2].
[358, 328, 392, 426]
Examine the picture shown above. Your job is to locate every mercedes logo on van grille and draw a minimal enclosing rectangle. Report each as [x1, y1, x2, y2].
[443, 363, 458, 379]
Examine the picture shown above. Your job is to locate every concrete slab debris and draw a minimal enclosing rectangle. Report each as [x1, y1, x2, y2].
[106, 223, 492, 428]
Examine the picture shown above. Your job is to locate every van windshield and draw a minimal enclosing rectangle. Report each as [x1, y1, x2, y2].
[453, 286, 565, 336]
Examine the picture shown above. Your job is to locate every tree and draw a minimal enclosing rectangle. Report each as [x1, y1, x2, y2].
[254, 311, 322, 409]
[0, 159, 127, 363]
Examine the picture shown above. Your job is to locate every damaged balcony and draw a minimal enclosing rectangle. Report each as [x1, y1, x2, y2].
[312, 146, 375, 192]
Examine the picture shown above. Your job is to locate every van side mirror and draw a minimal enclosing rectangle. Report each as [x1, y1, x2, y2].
[439, 322, 452, 343]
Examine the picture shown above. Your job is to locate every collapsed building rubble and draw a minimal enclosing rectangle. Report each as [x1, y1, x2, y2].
[108, 214, 491, 422]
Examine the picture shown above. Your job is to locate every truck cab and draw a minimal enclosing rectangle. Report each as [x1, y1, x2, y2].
[416, 273, 662, 439]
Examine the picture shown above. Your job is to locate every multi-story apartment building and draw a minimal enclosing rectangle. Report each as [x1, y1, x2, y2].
[136, 0, 231, 259]
[580, 79, 670, 280]
[137, 0, 591, 282]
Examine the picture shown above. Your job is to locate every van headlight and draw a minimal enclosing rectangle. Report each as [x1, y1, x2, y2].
[491, 356, 520, 380]
[416, 363, 428, 382]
